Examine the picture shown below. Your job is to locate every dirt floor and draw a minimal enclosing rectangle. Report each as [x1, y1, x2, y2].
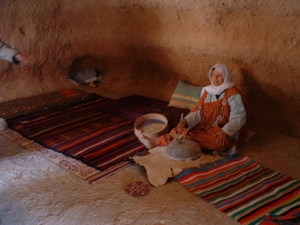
[0, 125, 299, 225]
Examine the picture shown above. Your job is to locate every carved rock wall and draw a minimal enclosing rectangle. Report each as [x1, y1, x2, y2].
[0, 0, 299, 136]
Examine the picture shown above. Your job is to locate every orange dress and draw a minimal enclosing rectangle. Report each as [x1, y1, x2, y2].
[158, 86, 248, 152]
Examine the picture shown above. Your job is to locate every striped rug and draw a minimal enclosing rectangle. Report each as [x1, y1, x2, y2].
[2, 128, 132, 184]
[99, 95, 189, 130]
[5, 96, 148, 182]
[176, 156, 300, 225]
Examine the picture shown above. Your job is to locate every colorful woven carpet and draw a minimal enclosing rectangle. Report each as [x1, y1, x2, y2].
[176, 156, 300, 225]
[4, 92, 191, 183]
[5, 95, 149, 183]
[2, 128, 132, 183]
[0, 89, 93, 119]
[99, 95, 189, 130]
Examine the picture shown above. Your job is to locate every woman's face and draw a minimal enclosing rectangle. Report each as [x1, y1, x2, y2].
[211, 69, 224, 86]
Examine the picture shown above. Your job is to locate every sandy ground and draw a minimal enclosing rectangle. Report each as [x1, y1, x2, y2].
[0, 126, 299, 225]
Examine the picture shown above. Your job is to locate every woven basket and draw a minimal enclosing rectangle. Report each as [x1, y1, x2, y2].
[134, 113, 169, 138]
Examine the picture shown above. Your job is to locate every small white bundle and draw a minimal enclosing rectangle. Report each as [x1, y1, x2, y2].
[0, 117, 7, 132]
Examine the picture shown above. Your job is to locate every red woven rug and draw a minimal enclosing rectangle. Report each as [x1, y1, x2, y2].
[4, 96, 147, 183]
[176, 156, 300, 225]
[3, 94, 189, 183]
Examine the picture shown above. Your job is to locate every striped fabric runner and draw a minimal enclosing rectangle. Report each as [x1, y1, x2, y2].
[7, 96, 147, 172]
[2, 128, 132, 183]
[99, 95, 190, 130]
[176, 156, 300, 225]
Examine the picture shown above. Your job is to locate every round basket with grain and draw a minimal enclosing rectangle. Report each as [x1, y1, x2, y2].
[134, 113, 169, 138]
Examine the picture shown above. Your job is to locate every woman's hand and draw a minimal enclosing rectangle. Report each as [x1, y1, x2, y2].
[215, 130, 230, 146]
[15, 53, 36, 65]
[177, 119, 187, 134]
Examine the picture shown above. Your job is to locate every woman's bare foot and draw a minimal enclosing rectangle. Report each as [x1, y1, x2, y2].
[135, 129, 156, 149]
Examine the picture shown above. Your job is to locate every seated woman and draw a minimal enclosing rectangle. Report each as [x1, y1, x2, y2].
[135, 63, 248, 156]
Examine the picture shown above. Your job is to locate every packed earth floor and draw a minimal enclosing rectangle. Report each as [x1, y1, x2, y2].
[0, 126, 299, 225]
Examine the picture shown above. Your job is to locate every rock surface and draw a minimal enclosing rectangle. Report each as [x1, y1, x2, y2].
[0, 0, 300, 137]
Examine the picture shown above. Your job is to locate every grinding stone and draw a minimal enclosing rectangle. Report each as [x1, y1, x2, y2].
[165, 138, 201, 160]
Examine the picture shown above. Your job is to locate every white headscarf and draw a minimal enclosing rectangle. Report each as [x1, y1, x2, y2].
[203, 63, 235, 95]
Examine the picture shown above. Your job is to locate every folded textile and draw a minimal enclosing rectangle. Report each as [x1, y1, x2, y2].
[68, 68, 107, 88]
[176, 156, 300, 225]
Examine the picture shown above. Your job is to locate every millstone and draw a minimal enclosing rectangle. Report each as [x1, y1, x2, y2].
[165, 138, 201, 160]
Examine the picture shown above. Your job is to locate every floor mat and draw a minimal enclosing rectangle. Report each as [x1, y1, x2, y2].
[0, 89, 93, 119]
[2, 128, 132, 183]
[4, 96, 147, 183]
[176, 155, 300, 225]
[99, 95, 189, 130]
